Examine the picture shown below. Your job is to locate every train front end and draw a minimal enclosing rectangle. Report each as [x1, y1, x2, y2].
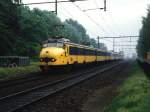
[39, 39, 67, 71]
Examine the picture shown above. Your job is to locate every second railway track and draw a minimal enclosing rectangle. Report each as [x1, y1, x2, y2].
[0, 61, 124, 112]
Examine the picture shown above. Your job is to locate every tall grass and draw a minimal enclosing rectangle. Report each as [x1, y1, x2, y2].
[0, 62, 40, 81]
[104, 62, 150, 112]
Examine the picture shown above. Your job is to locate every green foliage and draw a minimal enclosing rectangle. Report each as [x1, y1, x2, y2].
[0, 62, 40, 81]
[0, 2, 106, 57]
[137, 6, 150, 58]
[104, 63, 150, 112]
[16, 7, 62, 56]
[65, 19, 88, 43]
[0, 0, 19, 55]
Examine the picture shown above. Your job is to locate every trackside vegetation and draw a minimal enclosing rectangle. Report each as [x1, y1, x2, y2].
[104, 62, 150, 112]
[137, 6, 150, 58]
[0, 0, 107, 57]
[0, 62, 40, 81]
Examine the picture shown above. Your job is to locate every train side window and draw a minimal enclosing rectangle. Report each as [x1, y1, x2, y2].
[92, 50, 94, 55]
[78, 48, 81, 55]
[69, 47, 74, 55]
[75, 47, 78, 55]
[79, 48, 83, 55]
[84, 49, 87, 55]
[95, 50, 97, 55]
[102, 52, 105, 56]
[76, 47, 79, 55]
[82, 48, 85, 55]
[90, 50, 92, 55]
[69, 46, 78, 55]
[99, 51, 101, 55]
[89, 50, 91, 55]
[89, 49, 91, 55]
[87, 49, 89, 55]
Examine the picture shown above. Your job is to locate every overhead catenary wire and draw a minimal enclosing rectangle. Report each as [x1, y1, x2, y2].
[21, 0, 113, 43]
[18, 0, 88, 6]
[71, 2, 111, 36]
[21, 0, 114, 45]
[93, 0, 117, 36]
[58, 7, 70, 19]
[94, 0, 124, 52]
[15, 0, 138, 54]
[58, 3, 113, 43]
[72, 3, 114, 43]
[59, 3, 75, 19]
[107, 12, 124, 36]
[94, 0, 130, 52]
[94, 0, 126, 52]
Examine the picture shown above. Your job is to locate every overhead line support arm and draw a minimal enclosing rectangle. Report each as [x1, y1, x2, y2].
[18, 0, 88, 6]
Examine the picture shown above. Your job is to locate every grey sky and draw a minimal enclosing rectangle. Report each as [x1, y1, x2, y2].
[22, 0, 149, 56]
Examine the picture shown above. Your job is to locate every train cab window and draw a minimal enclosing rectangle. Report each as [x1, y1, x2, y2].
[56, 42, 64, 47]
[43, 42, 64, 48]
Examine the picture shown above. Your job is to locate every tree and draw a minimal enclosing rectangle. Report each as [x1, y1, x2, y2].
[64, 19, 90, 44]
[16, 7, 62, 56]
[137, 6, 150, 58]
[0, 3, 107, 57]
[0, 0, 19, 55]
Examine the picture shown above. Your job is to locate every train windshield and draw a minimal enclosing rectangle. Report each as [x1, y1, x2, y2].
[43, 42, 64, 48]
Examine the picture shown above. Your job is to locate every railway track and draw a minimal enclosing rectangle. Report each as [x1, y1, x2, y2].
[0, 69, 71, 89]
[0, 65, 104, 89]
[0, 72, 44, 88]
[0, 61, 124, 112]
[0, 63, 113, 98]
[0, 71, 70, 98]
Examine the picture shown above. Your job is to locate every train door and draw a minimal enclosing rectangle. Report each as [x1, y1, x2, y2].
[63, 44, 68, 65]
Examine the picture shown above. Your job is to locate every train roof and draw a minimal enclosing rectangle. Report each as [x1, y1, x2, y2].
[46, 38, 120, 54]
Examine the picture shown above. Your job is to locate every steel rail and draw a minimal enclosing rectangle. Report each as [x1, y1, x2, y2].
[0, 63, 112, 99]
[0, 61, 123, 112]
[0, 72, 43, 88]
[0, 63, 110, 90]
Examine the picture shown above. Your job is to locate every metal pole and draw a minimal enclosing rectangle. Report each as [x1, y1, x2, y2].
[55, 0, 58, 15]
[97, 36, 100, 48]
[104, 0, 106, 11]
[113, 38, 115, 52]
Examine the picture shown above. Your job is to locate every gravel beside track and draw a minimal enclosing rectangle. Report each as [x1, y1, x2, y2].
[0, 64, 112, 98]
[11, 60, 132, 112]
[0, 72, 67, 98]
[0, 62, 122, 112]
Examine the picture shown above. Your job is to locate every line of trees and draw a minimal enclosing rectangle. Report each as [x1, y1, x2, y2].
[137, 6, 150, 58]
[0, 0, 107, 57]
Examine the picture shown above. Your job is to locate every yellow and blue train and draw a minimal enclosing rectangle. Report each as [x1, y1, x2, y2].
[39, 38, 123, 71]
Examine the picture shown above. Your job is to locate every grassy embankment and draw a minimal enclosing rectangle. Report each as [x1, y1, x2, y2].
[0, 62, 40, 81]
[104, 62, 150, 112]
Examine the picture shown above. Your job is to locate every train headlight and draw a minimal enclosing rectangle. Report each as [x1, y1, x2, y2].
[51, 58, 56, 62]
[41, 57, 56, 63]
[40, 58, 43, 62]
